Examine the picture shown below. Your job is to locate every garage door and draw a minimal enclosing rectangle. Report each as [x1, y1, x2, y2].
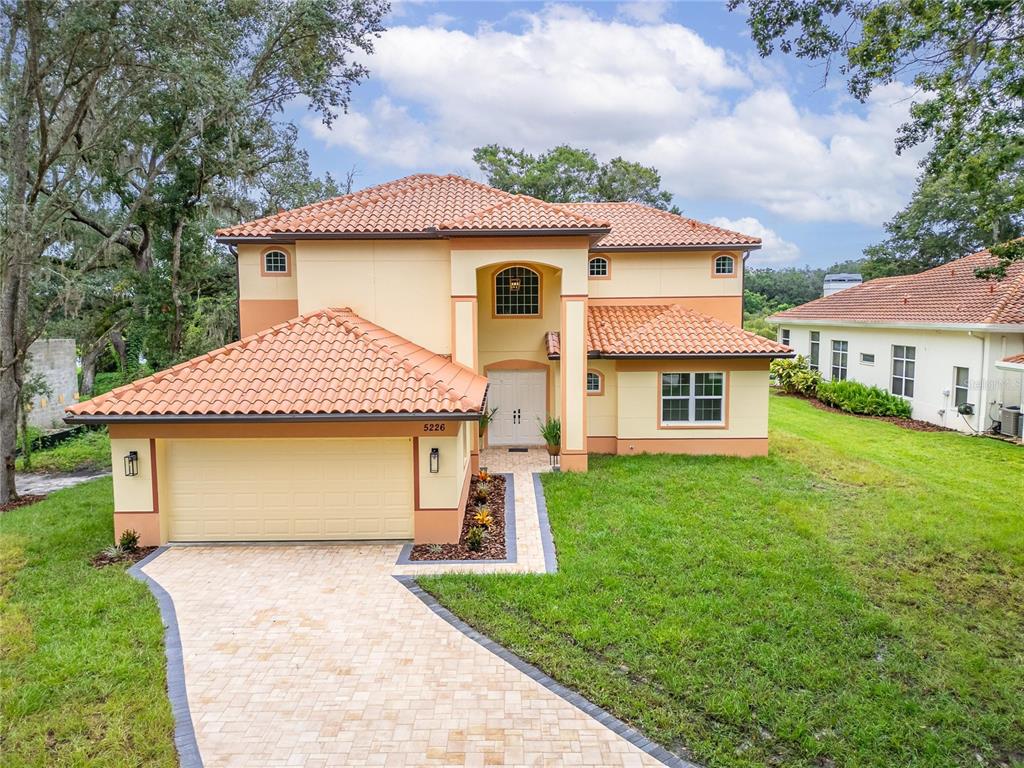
[164, 438, 414, 541]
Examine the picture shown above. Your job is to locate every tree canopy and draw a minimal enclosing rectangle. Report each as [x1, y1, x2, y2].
[473, 144, 678, 211]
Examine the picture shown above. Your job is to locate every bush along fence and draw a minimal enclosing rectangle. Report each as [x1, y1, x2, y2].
[770, 356, 912, 419]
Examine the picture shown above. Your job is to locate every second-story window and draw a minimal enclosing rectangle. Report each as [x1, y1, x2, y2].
[714, 254, 735, 275]
[588, 256, 609, 277]
[263, 250, 289, 274]
[495, 266, 540, 316]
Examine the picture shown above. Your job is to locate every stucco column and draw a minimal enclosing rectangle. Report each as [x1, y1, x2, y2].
[560, 295, 588, 471]
[109, 436, 163, 545]
[451, 294, 480, 470]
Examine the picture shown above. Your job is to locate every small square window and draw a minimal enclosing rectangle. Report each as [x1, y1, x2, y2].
[263, 250, 288, 274]
[860, 353, 875, 364]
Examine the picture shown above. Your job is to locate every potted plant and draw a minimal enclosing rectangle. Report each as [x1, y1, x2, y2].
[538, 416, 560, 456]
[479, 406, 497, 439]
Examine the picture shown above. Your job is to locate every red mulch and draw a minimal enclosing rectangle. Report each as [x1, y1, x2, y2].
[409, 474, 507, 561]
[0, 494, 47, 513]
[90, 546, 157, 569]
[775, 391, 953, 432]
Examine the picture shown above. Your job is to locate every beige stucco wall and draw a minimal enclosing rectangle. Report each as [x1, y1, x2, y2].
[237, 244, 298, 300]
[295, 240, 452, 354]
[110, 437, 154, 512]
[416, 422, 469, 510]
[588, 250, 742, 300]
[587, 359, 618, 436]
[616, 359, 770, 440]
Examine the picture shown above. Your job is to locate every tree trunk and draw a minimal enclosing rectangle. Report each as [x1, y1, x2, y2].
[109, 330, 127, 373]
[169, 218, 185, 357]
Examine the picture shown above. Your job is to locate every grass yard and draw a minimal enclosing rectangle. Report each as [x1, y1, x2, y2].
[0, 479, 175, 767]
[423, 394, 1024, 768]
[15, 429, 111, 474]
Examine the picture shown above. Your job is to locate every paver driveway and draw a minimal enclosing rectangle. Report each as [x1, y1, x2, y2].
[141, 545, 667, 767]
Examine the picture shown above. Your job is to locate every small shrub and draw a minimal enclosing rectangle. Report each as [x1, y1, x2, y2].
[474, 483, 490, 502]
[771, 355, 822, 397]
[473, 507, 493, 528]
[102, 544, 125, 560]
[465, 526, 485, 552]
[477, 470, 490, 482]
[538, 416, 561, 446]
[816, 379, 912, 418]
[119, 528, 140, 553]
[428, 544, 443, 555]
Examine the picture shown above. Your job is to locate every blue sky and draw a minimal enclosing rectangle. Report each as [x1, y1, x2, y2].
[286, 1, 925, 268]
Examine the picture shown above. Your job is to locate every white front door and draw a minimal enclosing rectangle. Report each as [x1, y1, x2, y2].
[487, 370, 547, 446]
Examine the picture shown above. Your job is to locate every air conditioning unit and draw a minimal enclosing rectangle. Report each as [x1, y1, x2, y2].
[999, 406, 1022, 438]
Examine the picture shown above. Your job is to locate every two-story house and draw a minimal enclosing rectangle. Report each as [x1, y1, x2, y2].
[66, 174, 792, 546]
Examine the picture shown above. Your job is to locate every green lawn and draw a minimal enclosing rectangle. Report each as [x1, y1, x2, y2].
[423, 394, 1024, 768]
[15, 430, 111, 474]
[0, 479, 175, 767]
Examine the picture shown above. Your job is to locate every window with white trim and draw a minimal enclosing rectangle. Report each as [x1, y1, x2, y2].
[588, 257, 608, 277]
[586, 370, 602, 393]
[494, 266, 540, 316]
[831, 340, 848, 380]
[809, 331, 820, 371]
[780, 328, 791, 346]
[263, 250, 288, 273]
[661, 372, 725, 425]
[891, 345, 915, 397]
[860, 353, 875, 365]
[714, 255, 735, 275]
[953, 367, 970, 407]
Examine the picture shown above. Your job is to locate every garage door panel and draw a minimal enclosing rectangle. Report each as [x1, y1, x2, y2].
[165, 438, 413, 541]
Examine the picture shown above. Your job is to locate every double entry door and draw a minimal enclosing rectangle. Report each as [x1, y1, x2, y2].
[486, 370, 547, 446]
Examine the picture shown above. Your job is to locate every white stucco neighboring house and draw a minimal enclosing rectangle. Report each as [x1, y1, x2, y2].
[769, 250, 1024, 436]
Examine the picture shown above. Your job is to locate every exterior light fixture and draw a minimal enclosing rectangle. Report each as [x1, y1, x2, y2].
[429, 447, 440, 473]
[124, 450, 140, 477]
[509, 276, 522, 292]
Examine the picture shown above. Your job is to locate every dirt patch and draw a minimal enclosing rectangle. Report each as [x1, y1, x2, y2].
[0, 494, 47, 513]
[775, 391, 953, 432]
[409, 474, 507, 561]
[90, 546, 157, 569]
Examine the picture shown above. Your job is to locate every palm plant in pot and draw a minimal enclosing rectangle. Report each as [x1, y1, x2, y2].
[538, 416, 561, 457]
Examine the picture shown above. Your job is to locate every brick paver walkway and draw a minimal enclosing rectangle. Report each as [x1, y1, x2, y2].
[142, 545, 665, 767]
[393, 447, 555, 577]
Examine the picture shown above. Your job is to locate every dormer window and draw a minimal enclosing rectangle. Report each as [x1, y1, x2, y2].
[495, 266, 540, 316]
[588, 256, 609, 278]
[262, 249, 289, 275]
[714, 254, 735, 275]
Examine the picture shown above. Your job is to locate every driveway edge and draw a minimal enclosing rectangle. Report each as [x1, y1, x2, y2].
[396, 576, 701, 768]
[129, 547, 204, 768]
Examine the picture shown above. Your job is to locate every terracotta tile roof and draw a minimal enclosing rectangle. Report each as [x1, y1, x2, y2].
[66, 309, 488, 420]
[772, 251, 1024, 326]
[215, 174, 759, 249]
[562, 202, 761, 249]
[1001, 353, 1024, 365]
[216, 174, 607, 239]
[545, 305, 792, 358]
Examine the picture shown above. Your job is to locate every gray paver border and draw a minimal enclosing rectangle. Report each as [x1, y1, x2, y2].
[532, 472, 558, 573]
[129, 547, 204, 768]
[395, 472, 517, 565]
[396, 576, 701, 768]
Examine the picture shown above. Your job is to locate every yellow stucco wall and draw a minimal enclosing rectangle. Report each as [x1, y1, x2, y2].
[237, 244, 298, 300]
[416, 422, 469, 510]
[450, 237, 590, 295]
[616, 359, 769, 439]
[588, 250, 742, 299]
[110, 437, 154, 512]
[586, 359, 618, 436]
[295, 240, 452, 354]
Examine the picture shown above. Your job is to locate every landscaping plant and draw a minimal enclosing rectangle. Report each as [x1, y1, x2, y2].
[473, 507, 493, 528]
[817, 379, 912, 418]
[474, 483, 490, 503]
[770, 355, 822, 398]
[119, 528, 140, 553]
[465, 525, 485, 552]
[538, 416, 561, 455]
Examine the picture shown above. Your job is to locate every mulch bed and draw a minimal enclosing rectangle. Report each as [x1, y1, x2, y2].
[408, 473, 507, 561]
[775, 391, 953, 432]
[90, 546, 157, 569]
[0, 494, 47, 513]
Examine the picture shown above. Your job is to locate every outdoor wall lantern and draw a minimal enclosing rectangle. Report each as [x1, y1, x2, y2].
[124, 450, 139, 477]
[509, 276, 522, 292]
[429, 447, 440, 473]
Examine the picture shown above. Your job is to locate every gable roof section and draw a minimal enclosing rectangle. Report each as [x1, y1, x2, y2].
[66, 308, 488, 422]
[560, 202, 761, 249]
[771, 251, 1024, 327]
[544, 305, 793, 359]
[215, 174, 760, 250]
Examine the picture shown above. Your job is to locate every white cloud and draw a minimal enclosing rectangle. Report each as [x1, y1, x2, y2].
[310, 5, 923, 226]
[616, 1, 670, 23]
[710, 216, 801, 265]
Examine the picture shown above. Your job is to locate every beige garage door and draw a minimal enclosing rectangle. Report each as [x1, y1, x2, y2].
[164, 438, 414, 541]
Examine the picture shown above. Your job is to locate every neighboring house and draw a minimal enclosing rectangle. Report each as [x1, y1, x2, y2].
[770, 250, 1024, 434]
[25, 338, 78, 429]
[66, 174, 792, 546]
[823, 273, 862, 296]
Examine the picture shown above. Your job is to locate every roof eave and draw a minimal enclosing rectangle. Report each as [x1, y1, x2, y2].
[216, 227, 612, 245]
[548, 350, 793, 360]
[591, 243, 761, 253]
[767, 316, 1024, 332]
[65, 411, 483, 425]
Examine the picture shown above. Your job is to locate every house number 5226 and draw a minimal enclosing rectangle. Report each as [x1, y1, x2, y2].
[422, 423, 447, 432]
